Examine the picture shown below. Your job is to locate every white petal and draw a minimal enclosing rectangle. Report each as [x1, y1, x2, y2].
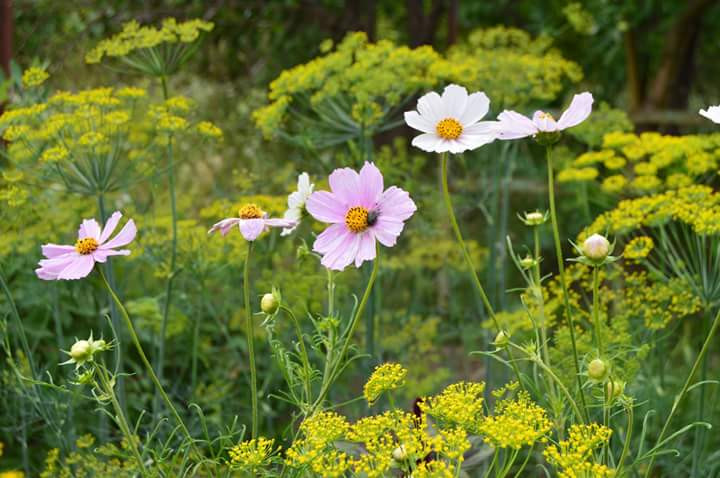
[416, 91, 445, 123]
[557, 92, 594, 130]
[699, 106, 720, 124]
[533, 111, 559, 132]
[404, 111, 435, 133]
[459, 91, 490, 126]
[441, 84, 468, 119]
[496, 110, 537, 140]
[411, 133, 442, 152]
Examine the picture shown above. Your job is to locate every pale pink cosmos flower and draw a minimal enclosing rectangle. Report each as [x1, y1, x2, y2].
[208, 203, 296, 241]
[306, 162, 416, 271]
[699, 105, 720, 124]
[495, 92, 594, 140]
[36, 211, 137, 280]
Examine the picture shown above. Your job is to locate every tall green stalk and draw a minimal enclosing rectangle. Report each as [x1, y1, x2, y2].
[440, 153, 524, 388]
[545, 146, 588, 420]
[243, 242, 259, 438]
[98, 268, 200, 457]
[644, 306, 720, 477]
[592, 267, 603, 355]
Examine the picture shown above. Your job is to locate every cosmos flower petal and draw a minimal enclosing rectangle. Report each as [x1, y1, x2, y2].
[100, 219, 137, 250]
[404, 111, 435, 134]
[78, 219, 101, 240]
[416, 91, 445, 123]
[37, 254, 80, 279]
[93, 249, 131, 263]
[321, 232, 361, 271]
[265, 218, 296, 228]
[459, 92, 490, 125]
[411, 133, 442, 152]
[496, 110, 537, 140]
[372, 217, 404, 247]
[359, 162, 384, 207]
[41, 244, 76, 259]
[313, 223, 349, 254]
[239, 218, 266, 241]
[557, 92, 593, 130]
[57, 254, 96, 280]
[441, 84, 468, 118]
[533, 111, 558, 132]
[377, 186, 417, 221]
[354, 232, 377, 267]
[328, 167, 360, 206]
[699, 105, 720, 124]
[209, 218, 241, 236]
[99, 211, 123, 243]
[306, 191, 347, 223]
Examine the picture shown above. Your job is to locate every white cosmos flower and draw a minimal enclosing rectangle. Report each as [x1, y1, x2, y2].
[495, 92, 594, 140]
[281, 172, 314, 236]
[404, 84, 498, 154]
[699, 105, 720, 124]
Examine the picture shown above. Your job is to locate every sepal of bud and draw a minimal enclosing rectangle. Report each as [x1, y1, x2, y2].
[61, 332, 112, 369]
[519, 210, 548, 227]
[570, 233, 619, 266]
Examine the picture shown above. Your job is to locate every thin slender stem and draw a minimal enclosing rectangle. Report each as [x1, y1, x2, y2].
[98, 268, 200, 457]
[545, 146, 588, 420]
[244, 242, 258, 438]
[616, 401, 634, 476]
[95, 363, 148, 476]
[440, 153, 524, 388]
[533, 227, 551, 367]
[592, 267, 603, 355]
[644, 306, 720, 477]
[310, 248, 379, 414]
[281, 305, 312, 403]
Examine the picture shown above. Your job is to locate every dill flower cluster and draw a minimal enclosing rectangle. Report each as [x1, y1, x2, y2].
[363, 362, 408, 405]
[478, 390, 552, 449]
[284, 412, 350, 476]
[85, 18, 214, 73]
[21, 66, 49, 88]
[421, 381, 485, 433]
[544, 424, 614, 478]
[228, 437, 276, 470]
[623, 235, 654, 260]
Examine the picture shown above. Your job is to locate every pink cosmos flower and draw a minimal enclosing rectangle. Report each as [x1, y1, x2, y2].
[495, 92, 594, 140]
[36, 211, 137, 280]
[208, 203, 296, 241]
[306, 162, 416, 271]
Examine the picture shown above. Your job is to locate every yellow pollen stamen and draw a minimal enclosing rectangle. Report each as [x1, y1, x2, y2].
[238, 203, 264, 219]
[538, 112, 555, 121]
[75, 237, 99, 255]
[345, 206, 369, 233]
[436, 118, 463, 140]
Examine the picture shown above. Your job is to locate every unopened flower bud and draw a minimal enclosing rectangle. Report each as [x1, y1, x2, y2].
[260, 293, 279, 314]
[587, 358, 608, 381]
[91, 339, 107, 353]
[582, 234, 610, 262]
[606, 380, 625, 400]
[392, 445, 408, 461]
[520, 255, 537, 270]
[524, 211, 546, 226]
[70, 340, 91, 361]
[494, 330, 510, 348]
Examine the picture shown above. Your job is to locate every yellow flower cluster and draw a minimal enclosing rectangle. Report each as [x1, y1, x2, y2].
[478, 390, 552, 449]
[85, 18, 213, 64]
[21, 66, 49, 88]
[544, 424, 614, 478]
[363, 362, 408, 405]
[567, 132, 720, 196]
[620, 271, 701, 329]
[284, 411, 350, 475]
[228, 437, 276, 469]
[413, 460, 454, 478]
[623, 235, 654, 260]
[421, 381, 485, 433]
[445, 26, 583, 108]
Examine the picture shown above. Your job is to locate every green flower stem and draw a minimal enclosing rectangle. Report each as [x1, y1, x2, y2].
[533, 227, 551, 367]
[545, 146, 588, 420]
[98, 268, 200, 457]
[644, 306, 720, 478]
[244, 241, 259, 439]
[592, 266, 603, 355]
[310, 247, 379, 414]
[95, 362, 148, 476]
[440, 153, 524, 388]
[615, 401, 634, 476]
[280, 305, 312, 403]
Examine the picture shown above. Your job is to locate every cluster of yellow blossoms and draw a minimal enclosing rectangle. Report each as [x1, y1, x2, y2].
[85, 18, 213, 64]
[363, 362, 407, 404]
[544, 424, 614, 478]
[561, 132, 720, 196]
[21, 66, 49, 88]
[228, 437, 277, 471]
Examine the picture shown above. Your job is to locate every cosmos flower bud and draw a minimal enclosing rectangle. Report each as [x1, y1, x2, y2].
[587, 358, 609, 381]
[70, 340, 92, 361]
[606, 380, 625, 400]
[494, 330, 510, 348]
[392, 445, 408, 461]
[520, 255, 537, 270]
[260, 293, 279, 314]
[582, 234, 610, 262]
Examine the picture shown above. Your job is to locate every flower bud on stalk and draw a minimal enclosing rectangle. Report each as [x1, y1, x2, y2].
[261, 293, 279, 314]
[582, 234, 610, 263]
[520, 255, 537, 270]
[587, 358, 609, 382]
[494, 330, 510, 348]
[606, 380, 625, 400]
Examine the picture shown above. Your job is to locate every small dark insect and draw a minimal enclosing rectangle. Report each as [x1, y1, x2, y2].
[367, 209, 380, 226]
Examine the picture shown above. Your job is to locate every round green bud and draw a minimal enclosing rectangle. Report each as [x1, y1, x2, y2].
[70, 340, 92, 361]
[494, 330, 510, 348]
[520, 255, 537, 270]
[392, 445, 407, 461]
[524, 211, 546, 226]
[587, 358, 608, 381]
[606, 380, 625, 400]
[260, 293, 279, 314]
[582, 234, 610, 262]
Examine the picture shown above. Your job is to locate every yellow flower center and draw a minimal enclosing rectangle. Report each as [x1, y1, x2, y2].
[436, 118, 463, 140]
[238, 203, 264, 219]
[345, 206, 369, 233]
[538, 112, 555, 121]
[75, 237, 99, 255]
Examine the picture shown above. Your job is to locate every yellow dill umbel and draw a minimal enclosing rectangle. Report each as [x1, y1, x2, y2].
[436, 118, 463, 140]
[238, 203, 264, 219]
[75, 238, 99, 255]
[345, 206, 369, 232]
